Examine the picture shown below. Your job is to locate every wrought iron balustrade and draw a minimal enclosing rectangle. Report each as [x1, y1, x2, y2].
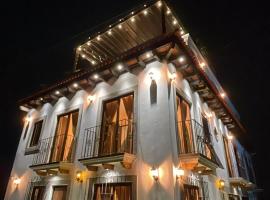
[81, 119, 135, 159]
[177, 119, 214, 161]
[32, 134, 74, 166]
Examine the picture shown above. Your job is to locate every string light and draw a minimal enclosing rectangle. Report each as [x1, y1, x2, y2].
[118, 24, 122, 29]
[73, 83, 78, 88]
[97, 35, 101, 41]
[144, 4, 147, 7]
[143, 10, 148, 15]
[157, 1, 162, 7]
[87, 41, 91, 46]
[93, 74, 99, 79]
[131, 17, 135, 22]
[180, 30, 185, 35]
[91, 60, 96, 65]
[81, 54, 86, 58]
[220, 92, 226, 98]
[166, 9, 171, 15]
[173, 19, 178, 25]
[77, 46, 82, 51]
[117, 64, 123, 70]
[131, 11, 134, 15]
[40, 97, 43, 101]
[178, 56, 185, 63]
[146, 52, 151, 58]
[200, 62, 206, 69]
[108, 30, 112, 35]
[55, 91, 60, 95]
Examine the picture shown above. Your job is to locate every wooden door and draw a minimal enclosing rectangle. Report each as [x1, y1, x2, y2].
[52, 186, 67, 200]
[184, 184, 200, 200]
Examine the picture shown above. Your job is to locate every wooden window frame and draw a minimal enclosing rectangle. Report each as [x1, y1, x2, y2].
[50, 109, 79, 163]
[223, 135, 234, 177]
[29, 120, 44, 148]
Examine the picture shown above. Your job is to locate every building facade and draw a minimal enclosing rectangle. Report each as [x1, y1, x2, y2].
[5, 1, 257, 199]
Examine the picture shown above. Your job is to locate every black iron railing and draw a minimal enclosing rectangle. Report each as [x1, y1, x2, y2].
[177, 120, 213, 161]
[81, 119, 134, 159]
[32, 134, 74, 166]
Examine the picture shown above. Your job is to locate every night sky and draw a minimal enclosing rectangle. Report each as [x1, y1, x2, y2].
[1, 0, 269, 199]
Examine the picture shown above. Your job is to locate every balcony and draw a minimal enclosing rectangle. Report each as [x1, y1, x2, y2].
[79, 119, 136, 170]
[178, 120, 222, 174]
[229, 165, 255, 190]
[29, 134, 75, 176]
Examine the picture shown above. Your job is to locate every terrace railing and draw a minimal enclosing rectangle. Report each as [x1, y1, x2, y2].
[32, 134, 74, 166]
[81, 119, 134, 159]
[177, 119, 213, 161]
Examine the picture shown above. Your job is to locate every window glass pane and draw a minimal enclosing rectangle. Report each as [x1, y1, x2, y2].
[52, 186, 67, 200]
[176, 95, 193, 154]
[223, 136, 234, 177]
[31, 186, 45, 200]
[51, 110, 79, 162]
[94, 183, 131, 200]
[100, 94, 134, 156]
[30, 120, 43, 147]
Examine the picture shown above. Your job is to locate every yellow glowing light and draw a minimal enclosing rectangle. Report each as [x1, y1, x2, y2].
[228, 134, 234, 140]
[76, 171, 83, 182]
[55, 91, 60, 95]
[131, 11, 134, 15]
[87, 95, 96, 103]
[146, 52, 151, 58]
[91, 60, 96, 65]
[157, 1, 162, 7]
[173, 19, 178, 25]
[178, 56, 185, 63]
[131, 17, 135, 22]
[218, 179, 225, 189]
[97, 35, 101, 41]
[143, 10, 148, 15]
[73, 83, 78, 88]
[25, 116, 32, 122]
[117, 64, 123, 70]
[77, 46, 82, 51]
[93, 74, 99, 79]
[40, 97, 43, 101]
[81, 54, 86, 58]
[118, 24, 122, 29]
[108, 30, 112, 35]
[150, 167, 159, 181]
[144, 4, 147, 7]
[87, 41, 91, 46]
[200, 62, 206, 69]
[180, 30, 185, 35]
[220, 92, 226, 98]
[175, 168, 184, 178]
[14, 178, 21, 186]
[166, 9, 171, 15]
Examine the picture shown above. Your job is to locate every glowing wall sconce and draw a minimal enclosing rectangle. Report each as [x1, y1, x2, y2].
[169, 72, 177, 81]
[76, 171, 83, 183]
[218, 179, 225, 190]
[13, 178, 21, 186]
[150, 167, 159, 181]
[87, 95, 96, 103]
[149, 72, 155, 80]
[175, 168, 185, 179]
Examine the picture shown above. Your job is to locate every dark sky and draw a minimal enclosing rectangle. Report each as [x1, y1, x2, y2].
[1, 0, 269, 199]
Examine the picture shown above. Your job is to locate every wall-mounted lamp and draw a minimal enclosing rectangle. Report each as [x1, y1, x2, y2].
[170, 72, 177, 81]
[76, 171, 83, 183]
[87, 95, 96, 103]
[175, 168, 185, 179]
[13, 178, 21, 186]
[150, 167, 159, 181]
[218, 179, 225, 190]
[149, 72, 155, 80]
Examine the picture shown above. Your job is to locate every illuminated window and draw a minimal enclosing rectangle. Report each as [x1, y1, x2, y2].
[176, 94, 193, 154]
[93, 183, 131, 200]
[223, 136, 234, 177]
[99, 94, 134, 156]
[50, 110, 79, 163]
[29, 120, 43, 147]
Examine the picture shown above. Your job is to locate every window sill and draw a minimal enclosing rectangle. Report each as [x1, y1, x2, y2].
[25, 146, 39, 155]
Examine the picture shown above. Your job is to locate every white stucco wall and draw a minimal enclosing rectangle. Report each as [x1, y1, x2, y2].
[5, 60, 247, 200]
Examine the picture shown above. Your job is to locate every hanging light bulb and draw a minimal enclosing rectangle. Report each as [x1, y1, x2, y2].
[173, 19, 178, 25]
[143, 10, 148, 15]
[87, 41, 91, 46]
[118, 24, 122, 29]
[131, 17, 135, 22]
[77, 46, 82, 51]
[81, 54, 86, 58]
[157, 1, 162, 7]
[166, 9, 171, 15]
[108, 30, 112, 35]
